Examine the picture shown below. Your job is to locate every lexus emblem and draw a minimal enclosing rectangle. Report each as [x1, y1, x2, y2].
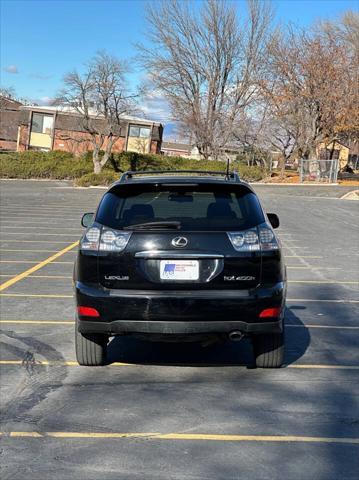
[171, 236, 188, 248]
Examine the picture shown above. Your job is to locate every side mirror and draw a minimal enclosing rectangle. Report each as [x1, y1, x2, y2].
[81, 212, 94, 228]
[267, 213, 279, 229]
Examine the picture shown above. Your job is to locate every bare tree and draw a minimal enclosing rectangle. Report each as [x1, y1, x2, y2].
[317, 11, 359, 148]
[58, 52, 136, 173]
[0, 85, 16, 100]
[139, 0, 272, 159]
[263, 23, 357, 161]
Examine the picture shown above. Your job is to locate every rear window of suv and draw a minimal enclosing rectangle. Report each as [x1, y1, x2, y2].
[96, 184, 265, 231]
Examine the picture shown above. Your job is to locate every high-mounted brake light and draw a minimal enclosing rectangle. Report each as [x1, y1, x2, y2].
[80, 226, 131, 252]
[259, 307, 281, 318]
[77, 306, 100, 317]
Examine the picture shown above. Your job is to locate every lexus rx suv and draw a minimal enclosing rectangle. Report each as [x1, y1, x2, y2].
[74, 170, 286, 367]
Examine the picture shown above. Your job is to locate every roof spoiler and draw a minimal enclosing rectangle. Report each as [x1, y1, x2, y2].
[119, 169, 240, 183]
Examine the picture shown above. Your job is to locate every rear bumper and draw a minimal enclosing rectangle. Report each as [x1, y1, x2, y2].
[78, 319, 283, 335]
[75, 281, 286, 335]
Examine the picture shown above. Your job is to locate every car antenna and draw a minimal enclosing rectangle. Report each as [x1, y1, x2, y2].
[225, 157, 230, 180]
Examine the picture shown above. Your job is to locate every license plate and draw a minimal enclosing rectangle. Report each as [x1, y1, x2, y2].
[160, 260, 199, 281]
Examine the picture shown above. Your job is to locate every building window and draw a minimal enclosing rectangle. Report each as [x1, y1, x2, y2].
[129, 125, 151, 138]
[31, 113, 54, 135]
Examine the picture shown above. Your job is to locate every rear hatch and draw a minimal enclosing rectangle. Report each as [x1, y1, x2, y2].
[94, 181, 266, 291]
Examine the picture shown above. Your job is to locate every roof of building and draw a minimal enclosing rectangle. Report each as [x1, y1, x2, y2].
[19, 104, 162, 126]
[161, 141, 192, 152]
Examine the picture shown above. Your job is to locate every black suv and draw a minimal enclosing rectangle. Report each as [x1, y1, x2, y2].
[74, 170, 286, 367]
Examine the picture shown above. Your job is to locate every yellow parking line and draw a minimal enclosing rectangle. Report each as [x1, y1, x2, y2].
[0, 431, 357, 444]
[0, 360, 358, 370]
[0, 241, 78, 292]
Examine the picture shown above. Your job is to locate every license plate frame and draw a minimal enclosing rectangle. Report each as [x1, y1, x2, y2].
[160, 260, 199, 281]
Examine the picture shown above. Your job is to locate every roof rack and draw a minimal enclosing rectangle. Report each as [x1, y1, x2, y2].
[119, 169, 240, 183]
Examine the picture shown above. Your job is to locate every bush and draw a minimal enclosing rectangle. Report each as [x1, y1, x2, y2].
[75, 171, 118, 187]
[0, 150, 93, 179]
[0, 150, 266, 184]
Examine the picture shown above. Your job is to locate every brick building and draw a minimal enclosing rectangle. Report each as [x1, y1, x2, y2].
[161, 141, 193, 157]
[0, 96, 23, 151]
[16, 105, 163, 155]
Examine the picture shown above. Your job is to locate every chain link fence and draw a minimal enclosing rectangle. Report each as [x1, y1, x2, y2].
[299, 158, 339, 183]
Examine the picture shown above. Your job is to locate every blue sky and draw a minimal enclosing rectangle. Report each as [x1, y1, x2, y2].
[1, 0, 357, 133]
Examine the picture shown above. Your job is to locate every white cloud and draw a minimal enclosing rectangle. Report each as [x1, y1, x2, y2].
[29, 73, 52, 80]
[4, 65, 18, 74]
[139, 91, 173, 124]
[27, 96, 55, 106]
[39, 96, 54, 105]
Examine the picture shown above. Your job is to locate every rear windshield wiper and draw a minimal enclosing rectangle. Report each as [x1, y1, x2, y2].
[123, 221, 181, 230]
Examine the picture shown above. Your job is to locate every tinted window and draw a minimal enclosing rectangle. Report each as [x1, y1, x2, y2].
[96, 185, 265, 231]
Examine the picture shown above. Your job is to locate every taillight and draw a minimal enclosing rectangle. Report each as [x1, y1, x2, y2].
[227, 228, 260, 252]
[227, 223, 279, 252]
[80, 227, 101, 251]
[80, 226, 131, 252]
[99, 229, 131, 252]
[259, 307, 281, 318]
[77, 306, 100, 317]
[258, 224, 279, 251]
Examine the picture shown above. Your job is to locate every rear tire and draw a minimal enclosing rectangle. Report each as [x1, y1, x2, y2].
[252, 332, 284, 368]
[75, 324, 108, 366]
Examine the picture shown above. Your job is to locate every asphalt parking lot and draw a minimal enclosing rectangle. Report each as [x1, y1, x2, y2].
[0, 179, 358, 480]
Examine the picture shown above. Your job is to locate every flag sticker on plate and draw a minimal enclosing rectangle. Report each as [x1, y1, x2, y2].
[160, 260, 199, 280]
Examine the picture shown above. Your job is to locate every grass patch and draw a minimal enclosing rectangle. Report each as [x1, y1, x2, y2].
[75, 171, 118, 187]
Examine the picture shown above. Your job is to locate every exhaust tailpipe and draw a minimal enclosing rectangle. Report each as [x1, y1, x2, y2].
[228, 331, 244, 342]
